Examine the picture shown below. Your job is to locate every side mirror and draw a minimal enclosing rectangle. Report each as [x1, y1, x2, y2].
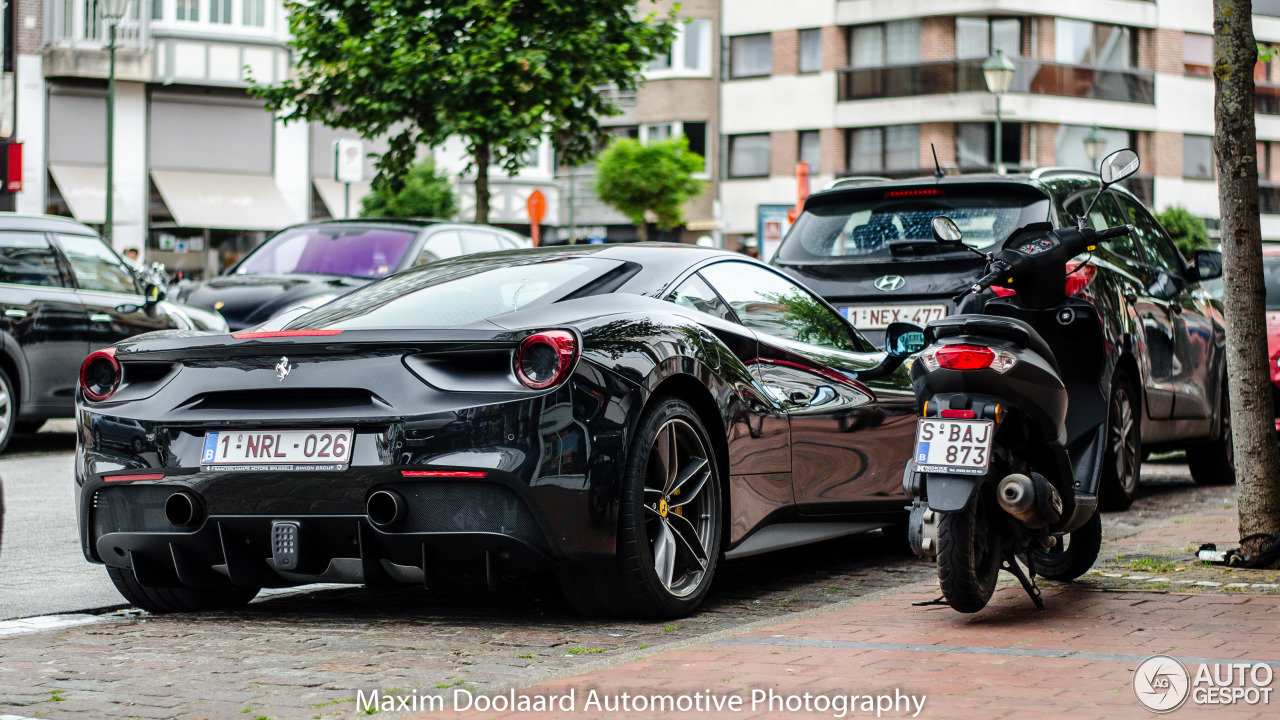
[1193, 249, 1223, 281]
[144, 282, 166, 307]
[885, 322, 927, 358]
[931, 216, 963, 244]
[1100, 148, 1140, 185]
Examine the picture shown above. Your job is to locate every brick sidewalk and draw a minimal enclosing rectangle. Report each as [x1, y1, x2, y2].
[426, 505, 1280, 720]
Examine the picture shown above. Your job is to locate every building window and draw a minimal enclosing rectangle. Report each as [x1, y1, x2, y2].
[799, 130, 821, 174]
[210, 0, 231, 24]
[652, 19, 712, 75]
[1054, 125, 1131, 170]
[730, 34, 772, 78]
[152, 0, 164, 20]
[175, 0, 200, 21]
[1184, 33, 1213, 77]
[243, 0, 266, 27]
[955, 123, 1023, 169]
[1259, 141, 1271, 179]
[684, 121, 709, 173]
[728, 134, 771, 178]
[848, 126, 918, 173]
[642, 123, 676, 142]
[956, 17, 1022, 59]
[1056, 19, 1134, 69]
[849, 20, 920, 68]
[639, 122, 709, 173]
[799, 29, 823, 73]
[1183, 135, 1215, 179]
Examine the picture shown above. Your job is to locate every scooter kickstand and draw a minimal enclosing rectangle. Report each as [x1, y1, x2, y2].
[911, 596, 949, 607]
[1002, 553, 1045, 611]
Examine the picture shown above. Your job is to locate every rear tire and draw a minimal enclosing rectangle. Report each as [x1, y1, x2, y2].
[936, 490, 1002, 613]
[1099, 373, 1141, 511]
[558, 397, 722, 619]
[1187, 385, 1234, 486]
[106, 566, 258, 614]
[1034, 511, 1102, 582]
[0, 367, 16, 454]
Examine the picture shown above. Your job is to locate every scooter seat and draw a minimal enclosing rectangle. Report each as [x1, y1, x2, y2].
[924, 315, 1060, 374]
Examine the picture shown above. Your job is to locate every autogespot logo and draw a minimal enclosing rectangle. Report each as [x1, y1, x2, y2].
[1134, 655, 1191, 713]
[874, 274, 906, 292]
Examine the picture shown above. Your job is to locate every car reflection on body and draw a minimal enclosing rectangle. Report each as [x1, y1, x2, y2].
[77, 243, 920, 618]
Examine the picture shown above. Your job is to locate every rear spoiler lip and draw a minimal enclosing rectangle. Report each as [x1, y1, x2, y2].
[113, 325, 526, 362]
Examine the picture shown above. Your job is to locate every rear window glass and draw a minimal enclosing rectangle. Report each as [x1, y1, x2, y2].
[777, 186, 1051, 262]
[235, 226, 417, 279]
[1265, 256, 1280, 311]
[287, 257, 611, 329]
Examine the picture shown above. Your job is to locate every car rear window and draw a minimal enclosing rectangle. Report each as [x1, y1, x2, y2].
[777, 185, 1051, 262]
[286, 257, 613, 329]
[235, 226, 418, 279]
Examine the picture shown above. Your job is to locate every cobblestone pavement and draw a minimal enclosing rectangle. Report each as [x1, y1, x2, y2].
[0, 450, 1255, 719]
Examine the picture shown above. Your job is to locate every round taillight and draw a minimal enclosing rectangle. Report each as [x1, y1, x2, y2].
[934, 344, 995, 371]
[80, 348, 121, 401]
[515, 330, 578, 390]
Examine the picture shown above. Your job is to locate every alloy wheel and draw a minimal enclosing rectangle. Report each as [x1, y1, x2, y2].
[0, 380, 11, 441]
[1110, 387, 1139, 495]
[643, 418, 715, 598]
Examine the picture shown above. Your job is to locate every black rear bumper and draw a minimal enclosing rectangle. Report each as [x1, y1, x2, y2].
[88, 477, 562, 590]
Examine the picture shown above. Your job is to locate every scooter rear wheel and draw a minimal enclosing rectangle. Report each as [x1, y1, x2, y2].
[936, 491, 1003, 613]
[1034, 511, 1102, 582]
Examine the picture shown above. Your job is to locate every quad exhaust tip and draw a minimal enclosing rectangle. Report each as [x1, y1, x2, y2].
[367, 489, 407, 527]
[164, 492, 202, 527]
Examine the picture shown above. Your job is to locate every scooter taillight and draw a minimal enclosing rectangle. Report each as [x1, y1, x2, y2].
[920, 344, 1018, 373]
[1065, 261, 1097, 297]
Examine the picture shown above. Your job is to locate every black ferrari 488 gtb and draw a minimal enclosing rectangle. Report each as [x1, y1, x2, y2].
[76, 243, 922, 618]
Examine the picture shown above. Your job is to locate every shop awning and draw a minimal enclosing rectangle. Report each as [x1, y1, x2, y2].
[47, 164, 137, 225]
[313, 177, 373, 219]
[150, 170, 299, 231]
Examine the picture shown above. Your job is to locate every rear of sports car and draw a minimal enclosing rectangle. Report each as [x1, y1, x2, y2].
[75, 254, 643, 609]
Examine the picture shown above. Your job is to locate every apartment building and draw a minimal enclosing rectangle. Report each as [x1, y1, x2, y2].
[556, 0, 720, 244]
[719, 0, 1280, 252]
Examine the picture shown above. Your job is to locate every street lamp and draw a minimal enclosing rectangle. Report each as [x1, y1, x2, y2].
[1083, 124, 1108, 171]
[102, 0, 132, 246]
[982, 49, 1016, 174]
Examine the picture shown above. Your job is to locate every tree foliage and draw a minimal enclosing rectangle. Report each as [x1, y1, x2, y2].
[1154, 206, 1212, 255]
[594, 136, 705, 242]
[360, 159, 457, 219]
[252, 1, 676, 224]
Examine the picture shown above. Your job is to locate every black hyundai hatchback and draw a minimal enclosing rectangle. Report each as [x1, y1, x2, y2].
[772, 168, 1231, 509]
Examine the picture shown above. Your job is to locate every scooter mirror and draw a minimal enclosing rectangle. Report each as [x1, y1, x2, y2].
[931, 216, 963, 244]
[1100, 149, 1140, 185]
[885, 322, 927, 358]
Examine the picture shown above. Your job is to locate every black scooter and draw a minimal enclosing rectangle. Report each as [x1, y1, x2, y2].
[897, 149, 1141, 613]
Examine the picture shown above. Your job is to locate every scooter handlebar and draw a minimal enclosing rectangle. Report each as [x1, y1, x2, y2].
[952, 261, 1011, 304]
[1095, 224, 1133, 241]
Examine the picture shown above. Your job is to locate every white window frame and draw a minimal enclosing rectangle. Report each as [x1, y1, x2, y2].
[152, 0, 277, 35]
[640, 121, 710, 178]
[646, 19, 713, 79]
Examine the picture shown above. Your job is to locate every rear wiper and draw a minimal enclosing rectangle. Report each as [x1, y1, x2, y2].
[888, 240, 966, 256]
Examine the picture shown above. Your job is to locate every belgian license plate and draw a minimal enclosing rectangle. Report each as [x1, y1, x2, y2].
[201, 429, 354, 470]
[842, 304, 947, 330]
[913, 419, 993, 476]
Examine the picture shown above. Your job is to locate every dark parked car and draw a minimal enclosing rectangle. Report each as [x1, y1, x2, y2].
[0, 214, 223, 453]
[77, 244, 920, 618]
[772, 169, 1230, 507]
[171, 219, 531, 330]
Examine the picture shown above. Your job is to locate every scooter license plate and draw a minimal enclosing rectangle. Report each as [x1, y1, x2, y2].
[913, 419, 993, 476]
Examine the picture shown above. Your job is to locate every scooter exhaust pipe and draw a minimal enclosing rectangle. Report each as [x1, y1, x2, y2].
[367, 489, 408, 528]
[164, 492, 202, 527]
[996, 473, 1061, 529]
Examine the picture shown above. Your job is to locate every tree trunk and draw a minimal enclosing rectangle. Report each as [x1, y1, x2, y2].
[474, 141, 491, 225]
[1214, 0, 1280, 558]
[636, 222, 649, 243]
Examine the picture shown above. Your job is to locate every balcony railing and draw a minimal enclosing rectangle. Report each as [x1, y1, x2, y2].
[838, 58, 1154, 105]
[47, 0, 148, 50]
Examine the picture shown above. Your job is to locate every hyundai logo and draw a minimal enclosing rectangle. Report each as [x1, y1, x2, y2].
[874, 275, 907, 292]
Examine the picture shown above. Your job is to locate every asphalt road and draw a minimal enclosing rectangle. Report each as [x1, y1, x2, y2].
[0, 418, 1219, 623]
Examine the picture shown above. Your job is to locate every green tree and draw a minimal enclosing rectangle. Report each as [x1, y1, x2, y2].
[1154, 206, 1212, 255]
[1213, 0, 1279, 562]
[595, 136, 705, 242]
[360, 159, 457, 219]
[253, 1, 676, 224]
